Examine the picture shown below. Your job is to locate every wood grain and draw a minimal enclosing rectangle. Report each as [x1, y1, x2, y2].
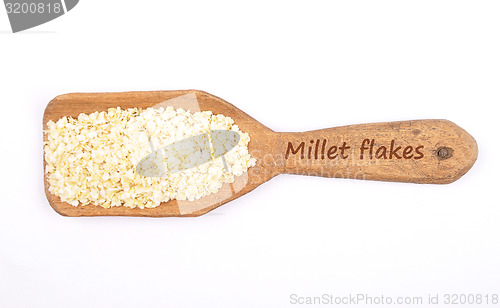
[43, 90, 478, 217]
[281, 120, 477, 184]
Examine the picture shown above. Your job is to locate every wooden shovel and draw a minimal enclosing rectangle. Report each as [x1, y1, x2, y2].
[43, 90, 478, 217]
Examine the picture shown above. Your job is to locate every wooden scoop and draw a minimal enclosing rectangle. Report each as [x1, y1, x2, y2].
[43, 90, 478, 217]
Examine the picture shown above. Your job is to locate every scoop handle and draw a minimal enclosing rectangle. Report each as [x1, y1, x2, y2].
[278, 119, 477, 184]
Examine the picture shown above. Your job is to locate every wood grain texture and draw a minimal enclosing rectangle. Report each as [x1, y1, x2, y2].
[43, 90, 478, 217]
[281, 120, 477, 184]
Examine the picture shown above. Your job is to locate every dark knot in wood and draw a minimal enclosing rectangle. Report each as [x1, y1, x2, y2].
[437, 146, 453, 160]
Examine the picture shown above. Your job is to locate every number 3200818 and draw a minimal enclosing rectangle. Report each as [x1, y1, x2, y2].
[444, 294, 498, 305]
[5, 2, 62, 14]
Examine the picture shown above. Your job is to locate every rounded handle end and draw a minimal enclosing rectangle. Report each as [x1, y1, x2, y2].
[429, 120, 478, 184]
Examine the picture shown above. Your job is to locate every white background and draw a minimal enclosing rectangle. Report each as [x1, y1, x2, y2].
[0, 1, 499, 307]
